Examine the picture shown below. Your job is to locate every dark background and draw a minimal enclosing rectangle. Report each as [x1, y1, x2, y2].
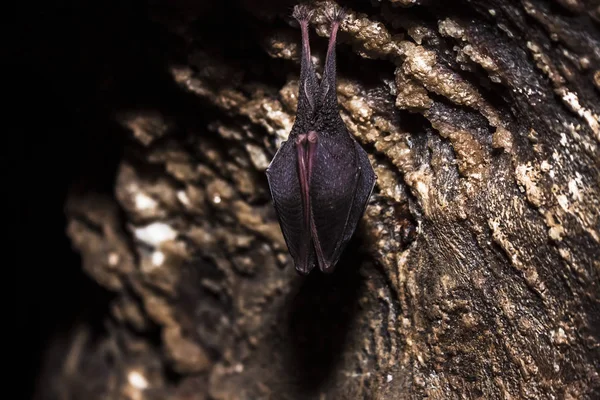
[14, 0, 248, 397]
[13, 0, 273, 396]
[14, 1, 156, 398]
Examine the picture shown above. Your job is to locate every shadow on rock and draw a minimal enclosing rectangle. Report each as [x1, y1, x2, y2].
[283, 237, 366, 395]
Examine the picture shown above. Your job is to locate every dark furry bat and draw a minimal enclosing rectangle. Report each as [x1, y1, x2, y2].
[266, 4, 376, 275]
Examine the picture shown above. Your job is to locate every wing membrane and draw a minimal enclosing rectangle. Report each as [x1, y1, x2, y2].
[340, 141, 376, 246]
[266, 139, 315, 274]
[308, 135, 359, 272]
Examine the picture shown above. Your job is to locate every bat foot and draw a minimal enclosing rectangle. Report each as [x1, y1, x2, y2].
[292, 4, 314, 23]
[325, 5, 347, 25]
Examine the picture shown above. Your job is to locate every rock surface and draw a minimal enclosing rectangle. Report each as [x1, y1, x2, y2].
[36, 0, 600, 399]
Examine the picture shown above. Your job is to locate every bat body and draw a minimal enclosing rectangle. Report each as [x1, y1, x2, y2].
[266, 5, 376, 275]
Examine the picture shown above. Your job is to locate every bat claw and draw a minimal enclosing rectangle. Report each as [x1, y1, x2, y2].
[292, 4, 314, 23]
[325, 5, 347, 24]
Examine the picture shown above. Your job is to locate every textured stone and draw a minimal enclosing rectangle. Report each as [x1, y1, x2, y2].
[49, 0, 600, 399]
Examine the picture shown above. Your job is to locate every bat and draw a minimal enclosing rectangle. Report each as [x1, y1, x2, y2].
[266, 4, 376, 275]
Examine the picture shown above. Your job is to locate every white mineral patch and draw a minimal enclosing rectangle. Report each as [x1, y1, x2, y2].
[108, 252, 120, 266]
[563, 90, 579, 109]
[246, 144, 270, 170]
[560, 132, 568, 146]
[151, 251, 165, 267]
[177, 190, 190, 206]
[540, 160, 551, 172]
[128, 370, 148, 390]
[348, 98, 372, 122]
[561, 89, 600, 139]
[568, 179, 582, 201]
[134, 222, 177, 247]
[438, 19, 465, 40]
[557, 194, 569, 211]
[134, 192, 157, 211]
[412, 52, 434, 74]
[261, 101, 293, 145]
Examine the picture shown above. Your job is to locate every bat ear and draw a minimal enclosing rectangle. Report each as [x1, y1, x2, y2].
[316, 6, 346, 115]
[292, 4, 318, 130]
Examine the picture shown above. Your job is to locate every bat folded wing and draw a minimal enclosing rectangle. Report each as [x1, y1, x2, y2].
[266, 139, 316, 274]
[343, 141, 376, 244]
[309, 136, 376, 273]
[267, 134, 375, 275]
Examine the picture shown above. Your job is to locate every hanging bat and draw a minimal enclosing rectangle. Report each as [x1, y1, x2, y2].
[266, 4, 376, 275]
